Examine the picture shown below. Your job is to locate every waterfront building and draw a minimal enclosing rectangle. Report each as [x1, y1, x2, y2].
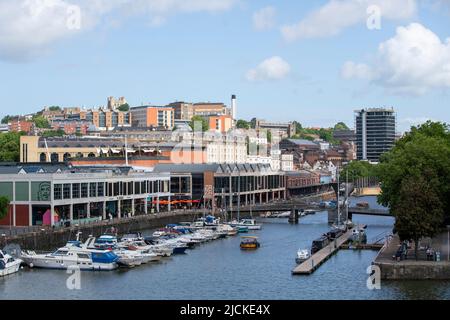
[285, 170, 322, 197]
[355, 108, 396, 162]
[130, 105, 175, 129]
[152, 163, 286, 211]
[0, 164, 171, 227]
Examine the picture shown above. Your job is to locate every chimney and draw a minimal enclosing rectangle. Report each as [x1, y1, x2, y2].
[231, 94, 237, 121]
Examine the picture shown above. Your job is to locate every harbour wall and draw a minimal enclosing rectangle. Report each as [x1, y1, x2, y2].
[374, 261, 450, 280]
[0, 211, 197, 251]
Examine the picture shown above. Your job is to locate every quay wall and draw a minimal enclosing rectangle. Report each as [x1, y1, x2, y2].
[374, 261, 450, 280]
[0, 211, 197, 251]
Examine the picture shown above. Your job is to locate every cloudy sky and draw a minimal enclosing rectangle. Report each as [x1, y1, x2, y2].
[1, 0, 450, 131]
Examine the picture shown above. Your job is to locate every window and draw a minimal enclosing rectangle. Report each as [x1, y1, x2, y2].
[97, 182, 104, 197]
[63, 184, 71, 199]
[90, 183, 97, 198]
[51, 153, 59, 163]
[63, 153, 71, 162]
[54, 184, 62, 200]
[107, 183, 113, 197]
[40, 153, 47, 162]
[77, 253, 90, 259]
[114, 182, 120, 196]
[72, 183, 80, 198]
[135, 181, 141, 194]
[81, 183, 88, 198]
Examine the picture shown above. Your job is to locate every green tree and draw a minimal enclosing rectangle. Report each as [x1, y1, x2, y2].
[0, 131, 23, 162]
[190, 115, 209, 132]
[236, 119, 250, 129]
[32, 115, 51, 129]
[0, 196, 10, 221]
[377, 121, 450, 251]
[393, 175, 444, 259]
[342, 161, 377, 181]
[1, 115, 13, 124]
[334, 122, 350, 131]
[47, 106, 61, 111]
[117, 103, 130, 112]
[293, 121, 303, 134]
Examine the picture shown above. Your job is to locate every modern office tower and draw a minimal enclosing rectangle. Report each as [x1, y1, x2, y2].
[355, 108, 396, 162]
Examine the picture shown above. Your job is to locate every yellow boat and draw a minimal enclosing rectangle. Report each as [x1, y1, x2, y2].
[240, 236, 260, 250]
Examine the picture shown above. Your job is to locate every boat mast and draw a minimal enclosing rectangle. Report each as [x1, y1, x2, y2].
[237, 166, 241, 222]
[346, 169, 349, 223]
[337, 164, 340, 226]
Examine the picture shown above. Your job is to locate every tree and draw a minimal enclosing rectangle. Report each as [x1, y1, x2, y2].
[47, 106, 61, 111]
[190, 115, 209, 132]
[293, 121, 303, 134]
[236, 119, 250, 129]
[342, 161, 377, 182]
[392, 175, 444, 259]
[377, 121, 450, 253]
[118, 103, 130, 112]
[334, 122, 349, 131]
[32, 115, 51, 129]
[0, 131, 23, 162]
[378, 122, 450, 219]
[1, 115, 13, 124]
[0, 196, 10, 221]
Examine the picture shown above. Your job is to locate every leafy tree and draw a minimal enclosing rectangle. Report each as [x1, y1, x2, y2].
[1, 115, 13, 124]
[117, 103, 130, 112]
[377, 121, 450, 250]
[47, 106, 61, 111]
[334, 122, 350, 131]
[236, 119, 250, 129]
[392, 175, 444, 259]
[250, 118, 257, 129]
[0, 131, 24, 162]
[342, 161, 377, 181]
[293, 121, 303, 134]
[190, 115, 209, 132]
[0, 196, 10, 221]
[32, 115, 51, 129]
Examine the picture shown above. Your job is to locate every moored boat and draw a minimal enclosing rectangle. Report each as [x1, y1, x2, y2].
[295, 249, 310, 264]
[240, 236, 260, 250]
[0, 250, 22, 277]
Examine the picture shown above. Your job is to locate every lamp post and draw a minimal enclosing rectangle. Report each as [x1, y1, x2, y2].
[447, 225, 450, 262]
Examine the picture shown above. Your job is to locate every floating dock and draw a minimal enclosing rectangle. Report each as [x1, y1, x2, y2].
[292, 226, 365, 275]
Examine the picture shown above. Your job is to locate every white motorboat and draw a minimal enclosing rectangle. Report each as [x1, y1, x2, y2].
[276, 211, 291, 218]
[114, 249, 145, 267]
[295, 249, 310, 264]
[21, 238, 119, 271]
[0, 250, 22, 277]
[229, 219, 262, 230]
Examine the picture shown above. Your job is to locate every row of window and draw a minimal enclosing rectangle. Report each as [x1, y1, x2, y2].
[53, 180, 170, 200]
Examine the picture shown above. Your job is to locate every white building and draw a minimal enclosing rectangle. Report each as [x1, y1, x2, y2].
[281, 154, 294, 171]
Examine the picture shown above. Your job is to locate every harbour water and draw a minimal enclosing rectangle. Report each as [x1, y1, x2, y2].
[1, 197, 450, 300]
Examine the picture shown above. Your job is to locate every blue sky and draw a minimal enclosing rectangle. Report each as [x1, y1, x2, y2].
[1, 0, 450, 132]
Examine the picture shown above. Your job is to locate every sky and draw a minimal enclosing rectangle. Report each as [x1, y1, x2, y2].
[1, 0, 450, 132]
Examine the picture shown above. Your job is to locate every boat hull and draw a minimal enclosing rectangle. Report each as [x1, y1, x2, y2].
[23, 256, 117, 271]
[0, 259, 22, 277]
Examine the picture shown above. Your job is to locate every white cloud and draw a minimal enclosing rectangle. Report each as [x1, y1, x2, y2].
[281, 0, 417, 41]
[341, 23, 450, 95]
[0, 0, 239, 62]
[252, 6, 276, 31]
[246, 56, 291, 82]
